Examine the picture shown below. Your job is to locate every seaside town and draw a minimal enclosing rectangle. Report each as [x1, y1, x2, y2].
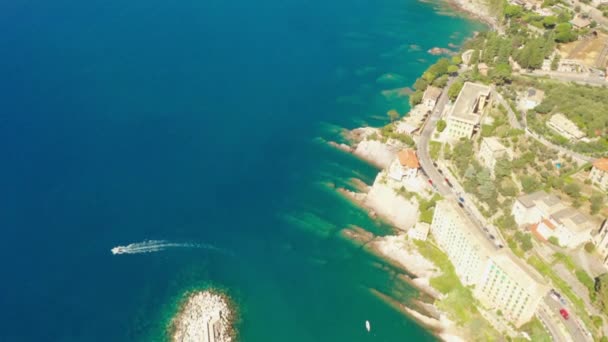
[330, 0, 608, 340]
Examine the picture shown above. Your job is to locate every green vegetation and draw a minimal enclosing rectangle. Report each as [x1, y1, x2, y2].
[436, 119, 447, 133]
[584, 242, 595, 254]
[516, 317, 552, 342]
[414, 240, 499, 340]
[418, 194, 442, 224]
[448, 80, 464, 101]
[409, 58, 460, 106]
[530, 82, 608, 155]
[429, 141, 442, 160]
[379, 123, 415, 147]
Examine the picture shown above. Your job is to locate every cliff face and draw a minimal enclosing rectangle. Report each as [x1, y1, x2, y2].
[364, 171, 419, 230]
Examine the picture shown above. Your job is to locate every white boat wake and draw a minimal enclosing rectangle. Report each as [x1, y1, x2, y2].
[111, 240, 227, 255]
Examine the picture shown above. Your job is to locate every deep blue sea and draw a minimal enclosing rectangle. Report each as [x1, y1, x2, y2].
[0, 0, 484, 340]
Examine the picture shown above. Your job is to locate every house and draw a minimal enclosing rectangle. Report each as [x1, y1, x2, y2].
[408, 222, 430, 241]
[479, 137, 511, 175]
[478, 63, 489, 76]
[445, 82, 491, 142]
[523, 88, 545, 110]
[513, 191, 598, 248]
[570, 16, 591, 29]
[388, 149, 420, 182]
[546, 113, 586, 142]
[431, 201, 548, 327]
[589, 158, 608, 192]
[422, 86, 442, 109]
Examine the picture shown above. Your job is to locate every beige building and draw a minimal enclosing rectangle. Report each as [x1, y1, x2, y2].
[513, 191, 598, 248]
[422, 86, 442, 109]
[445, 82, 491, 142]
[589, 158, 608, 192]
[388, 149, 420, 182]
[546, 113, 585, 142]
[479, 137, 511, 174]
[431, 201, 548, 327]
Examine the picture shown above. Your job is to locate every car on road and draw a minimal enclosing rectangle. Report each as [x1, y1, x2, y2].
[483, 227, 489, 232]
[489, 234, 495, 240]
[458, 202, 464, 208]
[428, 179, 433, 185]
[444, 177, 452, 187]
[560, 308, 569, 320]
[458, 197, 465, 203]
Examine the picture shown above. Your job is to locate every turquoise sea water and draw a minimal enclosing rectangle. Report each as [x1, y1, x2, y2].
[0, 0, 484, 340]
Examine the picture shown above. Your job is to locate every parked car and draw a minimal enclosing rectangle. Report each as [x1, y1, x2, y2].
[444, 177, 452, 187]
[458, 202, 464, 208]
[458, 197, 465, 203]
[559, 308, 569, 320]
[428, 179, 433, 185]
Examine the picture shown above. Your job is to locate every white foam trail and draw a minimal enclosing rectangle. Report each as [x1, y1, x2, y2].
[111, 240, 228, 255]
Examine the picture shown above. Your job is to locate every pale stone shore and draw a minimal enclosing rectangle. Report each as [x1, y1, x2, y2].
[170, 290, 235, 342]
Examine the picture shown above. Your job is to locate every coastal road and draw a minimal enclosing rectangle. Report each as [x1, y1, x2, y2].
[417, 77, 503, 250]
[522, 70, 608, 87]
[544, 294, 593, 342]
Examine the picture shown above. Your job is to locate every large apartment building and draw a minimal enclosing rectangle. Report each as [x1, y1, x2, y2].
[431, 201, 548, 327]
[445, 82, 491, 142]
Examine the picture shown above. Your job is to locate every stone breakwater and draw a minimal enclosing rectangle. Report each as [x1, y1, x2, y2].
[170, 290, 235, 342]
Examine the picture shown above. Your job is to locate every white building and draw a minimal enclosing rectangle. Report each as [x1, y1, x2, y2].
[474, 253, 548, 327]
[589, 158, 608, 192]
[445, 82, 491, 142]
[431, 201, 548, 327]
[408, 222, 430, 241]
[479, 137, 511, 175]
[388, 149, 420, 182]
[546, 113, 586, 142]
[513, 191, 598, 248]
[422, 86, 442, 109]
[593, 220, 608, 267]
[431, 201, 493, 285]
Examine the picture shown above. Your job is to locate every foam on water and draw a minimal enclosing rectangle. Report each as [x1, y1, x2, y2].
[111, 240, 228, 255]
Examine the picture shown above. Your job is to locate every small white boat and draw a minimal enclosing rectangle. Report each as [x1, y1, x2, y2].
[365, 320, 370, 332]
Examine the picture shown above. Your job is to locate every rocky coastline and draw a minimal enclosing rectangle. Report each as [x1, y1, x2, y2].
[169, 290, 236, 342]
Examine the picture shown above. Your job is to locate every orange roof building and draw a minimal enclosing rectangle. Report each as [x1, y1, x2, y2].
[388, 149, 420, 182]
[397, 149, 420, 169]
[590, 158, 608, 191]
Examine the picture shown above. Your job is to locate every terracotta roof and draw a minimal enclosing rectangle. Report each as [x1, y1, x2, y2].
[530, 224, 547, 242]
[541, 218, 556, 230]
[593, 158, 608, 172]
[398, 149, 420, 169]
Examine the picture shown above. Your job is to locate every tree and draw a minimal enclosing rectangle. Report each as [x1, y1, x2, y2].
[590, 192, 605, 214]
[437, 119, 447, 132]
[490, 63, 512, 85]
[413, 77, 428, 92]
[555, 23, 577, 43]
[563, 182, 581, 198]
[504, 4, 524, 18]
[387, 109, 399, 122]
[409, 91, 423, 106]
[548, 236, 560, 246]
[542, 16, 558, 28]
[447, 65, 459, 75]
[433, 75, 449, 88]
[551, 53, 561, 71]
[448, 80, 464, 101]
[496, 214, 517, 231]
[521, 175, 540, 193]
[584, 242, 595, 253]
